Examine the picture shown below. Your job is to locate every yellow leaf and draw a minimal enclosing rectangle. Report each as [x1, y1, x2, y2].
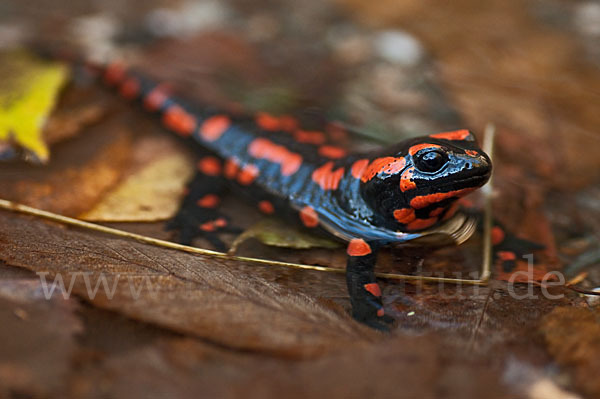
[79, 153, 195, 222]
[0, 51, 68, 163]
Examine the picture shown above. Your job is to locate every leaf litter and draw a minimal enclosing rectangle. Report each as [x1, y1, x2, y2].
[0, 0, 598, 397]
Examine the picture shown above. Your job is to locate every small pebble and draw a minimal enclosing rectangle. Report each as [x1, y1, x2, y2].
[71, 14, 117, 43]
[146, 1, 229, 38]
[574, 2, 600, 36]
[373, 30, 424, 66]
[70, 14, 119, 61]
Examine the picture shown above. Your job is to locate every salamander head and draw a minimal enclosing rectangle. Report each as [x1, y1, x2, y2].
[359, 130, 491, 232]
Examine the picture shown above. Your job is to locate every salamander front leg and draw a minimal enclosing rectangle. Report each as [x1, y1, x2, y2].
[346, 239, 394, 331]
[166, 156, 241, 251]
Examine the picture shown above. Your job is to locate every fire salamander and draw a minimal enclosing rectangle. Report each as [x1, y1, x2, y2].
[62, 58, 499, 330]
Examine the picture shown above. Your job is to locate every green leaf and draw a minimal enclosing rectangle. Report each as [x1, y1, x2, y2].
[0, 51, 69, 163]
[230, 218, 340, 253]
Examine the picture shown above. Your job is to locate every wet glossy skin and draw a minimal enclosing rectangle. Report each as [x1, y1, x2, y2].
[209, 126, 491, 243]
[203, 123, 490, 244]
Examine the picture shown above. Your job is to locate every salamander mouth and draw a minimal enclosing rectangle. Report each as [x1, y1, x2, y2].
[436, 173, 491, 191]
[457, 173, 490, 187]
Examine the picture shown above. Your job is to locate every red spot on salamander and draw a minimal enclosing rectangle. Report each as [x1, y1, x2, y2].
[465, 150, 478, 157]
[318, 145, 347, 159]
[237, 164, 259, 185]
[410, 188, 476, 209]
[377, 308, 385, 317]
[258, 200, 275, 214]
[347, 238, 372, 256]
[144, 85, 170, 111]
[162, 105, 197, 137]
[429, 129, 471, 141]
[311, 161, 345, 190]
[197, 156, 222, 176]
[119, 77, 140, 100]
[300, 206, 319, 227]
[393, 208, 416, 224]
[399, 167, 416, 192]
[248, 138, 303, 176]
[406, 217, 439, 231]
[279, 116, 298, 131]
[361, 157, 406, 183]
[408, 143, 442, 156]
[199, 218, 227, 232]
[363, 283, 381, 297]
[294, 130, 326, 145]
[104, 62, 126, 86]
[197, 194, 220, 208]
[497, 251, 516, 261]
[200, 115, 230, 142]
[492, 226, 505, 245]
[429, 207, 445, 217]
[199, 221, 216, 232]
[256, 112, 281, 131]
[351, 159, 369, 179]
[224, 158, 240, 179]
[256, 113, 298, 132]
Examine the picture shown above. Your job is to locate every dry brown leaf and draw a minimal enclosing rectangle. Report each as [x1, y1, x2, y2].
[0, 278, 82, 398]
[43, 85, 111, 145]
[540, 306, 600, 398]
[0, 114, 134, 216]
[70, 334, 512, 399]
[0, 210, 375, 358]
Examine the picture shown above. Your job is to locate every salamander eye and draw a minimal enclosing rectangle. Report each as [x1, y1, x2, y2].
[415, 150, 448, 173]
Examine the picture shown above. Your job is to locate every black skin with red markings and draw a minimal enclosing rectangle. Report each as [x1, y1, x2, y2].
[64, 57, 541, 330]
